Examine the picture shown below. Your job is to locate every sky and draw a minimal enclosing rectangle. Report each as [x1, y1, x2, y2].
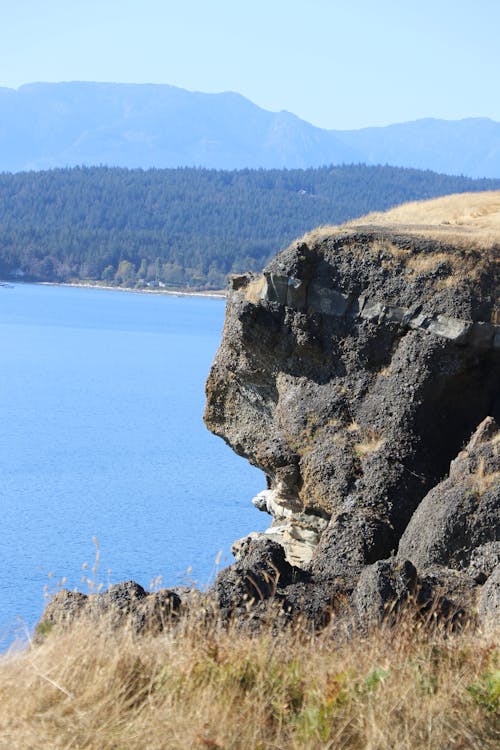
[1, 0, 499, 130]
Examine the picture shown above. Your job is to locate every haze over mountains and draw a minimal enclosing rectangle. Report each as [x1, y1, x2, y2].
[1, 82, 499, 178]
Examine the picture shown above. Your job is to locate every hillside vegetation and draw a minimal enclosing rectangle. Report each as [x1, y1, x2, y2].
[1, 165, 499, 289]
[0, 612, 498, 749]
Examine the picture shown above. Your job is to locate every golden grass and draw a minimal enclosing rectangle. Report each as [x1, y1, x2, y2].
[358, 191, 500, 236]
[377, 364, 393, 377]
[300, 191, 500, 250]
[354, 431, 386, 458]
[0, 611, 498, 749]
[470, 457, 500, 497]
[405, 251, 454, 274]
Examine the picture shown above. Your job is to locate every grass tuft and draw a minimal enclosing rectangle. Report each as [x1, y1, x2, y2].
[470, 457, 500, 497]
[354, 430, 385, 458]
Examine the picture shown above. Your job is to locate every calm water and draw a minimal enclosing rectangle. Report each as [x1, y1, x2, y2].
[0, 283, 266, 648]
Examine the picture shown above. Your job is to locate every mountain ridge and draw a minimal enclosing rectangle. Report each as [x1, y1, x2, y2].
[1, 81, 499, 177]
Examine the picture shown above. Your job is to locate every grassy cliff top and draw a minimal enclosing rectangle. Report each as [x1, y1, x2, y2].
[302, 190, 500, 250]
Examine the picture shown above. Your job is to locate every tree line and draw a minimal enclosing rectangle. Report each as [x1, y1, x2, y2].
[0, 164, 498, 289]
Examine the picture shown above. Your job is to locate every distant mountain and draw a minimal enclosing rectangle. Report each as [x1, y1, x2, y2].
[336, 118, 500, 179]
[0, 82, 499, 177]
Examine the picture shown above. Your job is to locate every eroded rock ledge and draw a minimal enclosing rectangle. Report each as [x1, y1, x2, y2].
[204, 225, 499, 626]
[241, 267, 499, 350]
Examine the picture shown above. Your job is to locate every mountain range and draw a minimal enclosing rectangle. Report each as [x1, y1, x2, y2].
[1, 82, 499, 177]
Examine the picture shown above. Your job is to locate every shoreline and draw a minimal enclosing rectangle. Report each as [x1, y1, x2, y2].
[11, 279, 227, 299]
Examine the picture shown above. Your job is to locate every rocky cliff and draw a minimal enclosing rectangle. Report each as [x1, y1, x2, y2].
[38, 192, 499, 635]
[205, 192, 500, 626]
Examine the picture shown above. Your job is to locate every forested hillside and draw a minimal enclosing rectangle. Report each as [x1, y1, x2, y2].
[1, 164, 499, 289]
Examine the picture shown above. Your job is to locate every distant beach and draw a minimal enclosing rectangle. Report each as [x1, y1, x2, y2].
[35, 280, 227, 299]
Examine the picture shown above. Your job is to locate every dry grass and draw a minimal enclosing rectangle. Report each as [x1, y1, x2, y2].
[0, 611, 498, 750]
[357, 190, 500, 240]
[299, 190, 500, 251]
[377, 364, 393, 377]
[405, 251, 454, 274]
[470, 457, 500, 497]
[354, 430, 385, 458]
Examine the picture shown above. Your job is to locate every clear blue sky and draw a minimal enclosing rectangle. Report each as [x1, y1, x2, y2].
[1, 0, 498, 129]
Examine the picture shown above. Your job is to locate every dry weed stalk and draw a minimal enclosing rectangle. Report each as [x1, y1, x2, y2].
[354, 429, 385, 458]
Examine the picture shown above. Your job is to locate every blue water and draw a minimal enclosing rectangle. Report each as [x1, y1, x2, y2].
[0, 283, 266, 648]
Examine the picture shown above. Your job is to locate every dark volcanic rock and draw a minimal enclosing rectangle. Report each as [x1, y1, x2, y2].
[397, 417, 500, 571]
[38, 590, 88, 633]
[468, 542, 500, 584]
[204, 218, 499, 625]
[87, 581, 181, 632]
[37, 581, 182, 637]
[477, 564, 500, 627]
[353, 559, 479, 628]
[214, 537, 298, 614]
[353, 558, 417, 624]
[415, 567, 479, 625]
[89, 580, 148, 617]
[39, 205, 499, 636]
[215, 536, 343, 626]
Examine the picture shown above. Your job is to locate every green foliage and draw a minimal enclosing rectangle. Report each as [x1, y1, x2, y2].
[0, 164, 499, 289]
[293, 670, 352, 743]
[35, 620, 54, 639]
[413, 646, 442, 696]
[467, 669, 500, 714]
[362, 666, 391, 693]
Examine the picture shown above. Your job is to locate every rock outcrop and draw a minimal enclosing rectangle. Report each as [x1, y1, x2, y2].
[204, 193, 500, 626]
[397, 416, 500, 571]
[37, 581, 182, 638]
[37, 193, 500, 635]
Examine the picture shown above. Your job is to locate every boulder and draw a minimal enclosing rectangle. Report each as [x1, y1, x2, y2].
[36, 581, 181, 638]
[36, 590, 88, 636]
[477, 564, 500, 628]
[214, 537, 298, 615]
[415, 567, 478, 626]
[468, 542, 500, 583]
[87, 581, 181, 633]
[397, 418, 500, 570]
[353, 558, 417, 624]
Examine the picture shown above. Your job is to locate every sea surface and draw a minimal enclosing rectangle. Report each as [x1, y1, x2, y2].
[0, 283, 267, 648]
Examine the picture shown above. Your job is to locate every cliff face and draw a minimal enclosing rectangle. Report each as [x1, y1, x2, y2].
[204, 193, 500, 622]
